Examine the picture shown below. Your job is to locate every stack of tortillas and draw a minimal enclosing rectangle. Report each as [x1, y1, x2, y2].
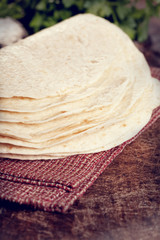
[0, 14, 160, 160]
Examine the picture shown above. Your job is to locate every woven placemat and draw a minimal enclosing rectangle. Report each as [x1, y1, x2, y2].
[0, 67, 159, 212]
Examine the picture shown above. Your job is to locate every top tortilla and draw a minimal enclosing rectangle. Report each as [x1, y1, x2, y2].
[0, 14, 140, 99]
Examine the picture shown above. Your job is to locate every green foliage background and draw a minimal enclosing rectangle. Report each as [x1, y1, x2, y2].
[0, 0, 160, 42]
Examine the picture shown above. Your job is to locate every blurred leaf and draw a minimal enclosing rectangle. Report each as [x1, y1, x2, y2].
[36, 1, 47, 11]
[54, 9, 72, 20]
[86, 0, 111, 17]
[125, 17, 136, 28]
[48, 4, 55, 12]
[75, 0, 85, 10]
[53, 10, 61, 20]
[116, 5, 131, 20]
[62, 0, 75, 8]
[0, 0, 24, 19]
[84, 1, 92, 9]
[131, 8, 145, 20]
[59, 10, 72, 20]
[29, 12, 44, 32]
[43, 17, 56, 27]
[137, 18, 149, 42]
[100, 5, 112, 17]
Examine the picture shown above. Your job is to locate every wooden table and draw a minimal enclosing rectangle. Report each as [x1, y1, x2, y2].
[0, 18, 160, 240]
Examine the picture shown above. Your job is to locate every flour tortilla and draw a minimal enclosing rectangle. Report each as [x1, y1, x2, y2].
[1, 76, 159, 156]
[0, 68, 152, 143]
[0, 59, 130, 123]
[0, 14, 160, 160]
[0, 14, 133, 98]
[0, 79, 149, 142]
[0, 107, 153, 156]
[0, 52, 152, 124]
[0, 153, 70, 160]
[0, 52, 119, 112]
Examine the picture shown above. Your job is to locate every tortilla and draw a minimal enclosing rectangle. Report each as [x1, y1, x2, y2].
[1, 76, 159, 156]
[0, 14, 132, 98]
[0, 14, 160, 160]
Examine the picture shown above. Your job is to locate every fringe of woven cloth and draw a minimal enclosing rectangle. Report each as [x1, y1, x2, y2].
[0, 67, 159, 212]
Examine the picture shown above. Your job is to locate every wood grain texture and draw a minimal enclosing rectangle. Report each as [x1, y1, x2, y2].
[0, 119, 160, 240]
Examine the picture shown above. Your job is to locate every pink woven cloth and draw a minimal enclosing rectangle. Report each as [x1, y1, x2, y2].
[0, 67, 160, 213]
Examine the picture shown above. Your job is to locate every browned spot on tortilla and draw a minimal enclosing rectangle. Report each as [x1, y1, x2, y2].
[82, 119, 90, 124]
[61, 111, 67, 114]
[91, 60, 98, 64]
